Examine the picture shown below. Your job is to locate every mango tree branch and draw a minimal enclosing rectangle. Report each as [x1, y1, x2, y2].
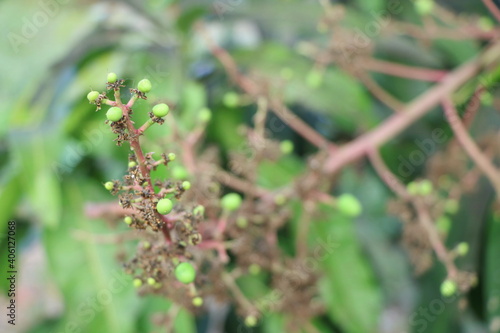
[441, 98, 500, 197]
[368, 149, 458, 279]
[322, 41, 500, 175]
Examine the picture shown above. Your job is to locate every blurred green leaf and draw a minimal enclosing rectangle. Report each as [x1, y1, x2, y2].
[311, 204, 382, 333]
[257, 155, 304, 189]
[43, 180, 138, 333]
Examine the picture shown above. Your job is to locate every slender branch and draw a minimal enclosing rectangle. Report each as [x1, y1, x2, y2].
[296, 200, 315, 259]
[367, 149, 410, 200]
[368, 148, 458, 279]
[85, 202, 135, 218]
[221, 272, 257, 315]
[213, 168, 270, 197]
[115, 93, 173, 240]
[413, 200, 459, 280]
[354, 70, 404, 111]
[441, 98, 500, 197]
[323, 40, 500, 174]
[197, 23, 333, 149]
[462, 85, 486, 128]
[482, 0, 500, 23]
[361, 58, 448, 82]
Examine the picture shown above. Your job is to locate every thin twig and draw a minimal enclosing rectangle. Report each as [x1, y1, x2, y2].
[322, 40, 500, 174]
[296, 200, 315, 259]
[441, 98, 500, 197]
[482, 0, 500, 23]
[368, 148, 458, 279]
[221, 272, 257, 315]
[362, 58, 448, 82]
[355, 70, 405, 111]
[367, 149, 410, 200]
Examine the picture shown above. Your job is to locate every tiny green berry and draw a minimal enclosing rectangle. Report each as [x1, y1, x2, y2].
[137, 79, 152, 93]
[128, 161, 137, 168]
[142, 241, 151, 250]
[198, 107, 212, 123]
[280, 140, 294, 155]
[440, 279, 457, 297]
[156, 198, 173, 215]
[106, 107, 123, 122]
[274, 194, 287, 206]
[171, 165, 189, 180]
[236, 217, 248, 228]
[248, 264, 261, 275]
[456, 242, 469, 256]
[104, 182, 114, 191]
[147, 277, 156, 286]
[124, 216, 133, 225]
[436, 216, 452, 234]
[153, 283, 162, 289]
[182, 181, 191, 190]
[152, 103, 169, 117]
[193, 205, 205, 216]
[223, 92, 240, 108]
[419, 180, 433, 196]
[221, 193, 243, 212]
[107, 72, 117, 83]
[175, 262, 196, 284]
[336, 194, 362, 217]
[407, 181, 419, 195]
[244, 315, 257, 327]
[168, 153, 176, 161]
[87, 91, 100, 103]
[192, 297, 204, 307]
[133, 278, 142, 288]
[415, 0, 434, 15]
[444, 199, 459, 215]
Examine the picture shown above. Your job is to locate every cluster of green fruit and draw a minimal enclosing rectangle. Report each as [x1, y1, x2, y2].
[90, 73, 365, 324]
[88, 74, 170, 122]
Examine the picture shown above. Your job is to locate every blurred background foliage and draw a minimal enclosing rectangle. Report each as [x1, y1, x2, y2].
[1, 0, 500, 332]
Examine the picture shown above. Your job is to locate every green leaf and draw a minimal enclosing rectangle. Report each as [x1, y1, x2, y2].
[354, 0, 385, 12]
[11, 133, 63, 228]
[43, 180, 138, 333]
[310, 204, 382, 333]
[176, 6, 207, 34]
[179, 81, 207, 131]
[174, 308, 197, 333]
[257, 155, 304, 189]
[262, 313, 285, 333]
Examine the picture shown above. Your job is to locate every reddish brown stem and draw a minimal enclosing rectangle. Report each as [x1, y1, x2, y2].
[441, 98, 500, 197]
[323, 41, 500, 174]
[197, 23, 333, 150]
[362, 58, 448, 82]
[368, 149, 458, 279]
[354, 70, 404, 111]
[115, 91, 172, 241]
[482, 0, 500, 23]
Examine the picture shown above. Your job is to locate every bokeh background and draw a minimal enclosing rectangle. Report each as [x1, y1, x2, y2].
[1, 0, 500, 332]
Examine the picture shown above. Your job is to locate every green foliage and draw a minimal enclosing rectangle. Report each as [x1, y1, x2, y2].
[2, 1, 498, 332]
[311, 204, 382, 333]
[174, 262, 196, 284]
